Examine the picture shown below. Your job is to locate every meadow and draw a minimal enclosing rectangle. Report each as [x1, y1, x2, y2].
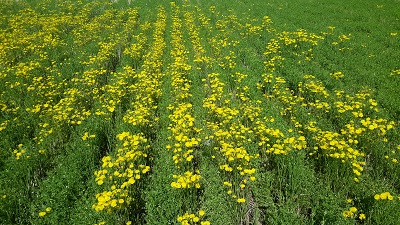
[0, 0, 399, 224]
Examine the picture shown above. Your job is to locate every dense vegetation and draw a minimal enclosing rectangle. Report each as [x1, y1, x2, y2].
[0, 0, 399, 224]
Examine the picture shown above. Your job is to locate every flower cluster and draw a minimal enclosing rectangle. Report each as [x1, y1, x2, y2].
[256, 21, 400, 224]
[342, 206, 365, 220]
[93, 7, 167, 212]
[260, 33, 396, 183]
[202, 72, 257, 201]
[330, 71, 345, 80]
[121, 9, 166, 128]
[374, 192, 398, 200]
[177, 210, 210, 225]
[391, 69, 400, 76]
[12, 144, 28, 160]
[167, 2, 202, 189]
[38, 207, 52, 217]
[92, 133, 150, 212]
[171, 171, 201, 189]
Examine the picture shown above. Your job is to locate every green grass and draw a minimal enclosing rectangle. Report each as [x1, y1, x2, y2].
[0, 0, 399, 224]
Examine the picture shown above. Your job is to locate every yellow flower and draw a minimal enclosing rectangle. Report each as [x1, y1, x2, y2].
[342, 210, 353, 218]
[39, 211, 46, 217]
[237, 198, 246, 203]
[223, 181, 232, 187]
[111, 200, 117, 207]
[45, 207, 52, 212]
[177, 216, 183, 222]
[349, 207, 357, 213]
[359, 214, 366, 220]
[199, 210, 205, 216]
[380, 192, 389, 200]
[82, 132, 89, 141]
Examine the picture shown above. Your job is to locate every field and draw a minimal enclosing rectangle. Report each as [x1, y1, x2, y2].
[1, 0, 400, 224]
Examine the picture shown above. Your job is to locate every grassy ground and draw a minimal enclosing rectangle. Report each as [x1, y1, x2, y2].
[0, 0, 399, 224]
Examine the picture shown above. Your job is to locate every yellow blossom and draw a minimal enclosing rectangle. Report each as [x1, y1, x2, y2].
[237, 198, 246, 203]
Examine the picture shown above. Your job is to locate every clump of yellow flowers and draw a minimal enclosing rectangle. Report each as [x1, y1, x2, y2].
[342, 206, 366, 220]
[13, 144, 27, 160]
[171, 171, 201, 189]
[343, 199, 366, 220]
[374, 192, 398, 201]
[167, 2, 203, 191]
[38, 207, 52, 217]
[390, 69, 400, 76]
[330, 71, 345, 80]
[92, 6, 167, 212]
[92, 133, 150, 212]
[177, 210, 210, 225]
